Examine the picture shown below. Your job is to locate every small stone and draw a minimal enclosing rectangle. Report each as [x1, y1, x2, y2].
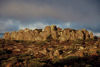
[79, 46, 84, 50]
[54, 50, 60, 56]
[13, 49, 21, 52]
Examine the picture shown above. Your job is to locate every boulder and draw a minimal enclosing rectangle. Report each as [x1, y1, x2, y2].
[75, 30, 84, 40]
[81, 29, 90, 40]
[89, 32, 94, 39]
[53, 50, 63, 57]
[39, 48, 48, 55]
[44, 26, 51, 33]
[3, 32, 11, 39]
[54, 50, 60, 56]
[40, 31, 51, 41]
[51, 31, 58, 40]
[51, 25, 57, 31]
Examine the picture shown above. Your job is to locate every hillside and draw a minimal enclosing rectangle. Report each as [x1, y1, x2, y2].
[0, 25, 100, 67]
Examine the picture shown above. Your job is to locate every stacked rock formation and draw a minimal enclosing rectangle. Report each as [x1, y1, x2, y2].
[3, 25, 94, 42]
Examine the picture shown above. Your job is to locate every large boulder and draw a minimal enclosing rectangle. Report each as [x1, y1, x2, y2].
[89, 32, 94, 39]
[3, 32, 11, 39]
[51, 25, 57, 31]
[75, 30, 84, 40]
[59, 29, 73, 42]
[40, 31, 51, 41]
[44, 26, 51, 33]
[70, 31, 76, 40]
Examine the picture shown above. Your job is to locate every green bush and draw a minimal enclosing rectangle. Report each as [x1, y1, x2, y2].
[0, 49, 6, 55]
[28, 59, 46, 67]
[65, 56, 79, 61]
[83, 52, 90, 57]
[96, 50, 100, 55]
[74, 39, 83, 44]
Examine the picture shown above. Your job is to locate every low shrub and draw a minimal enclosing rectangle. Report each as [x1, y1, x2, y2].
[96, 50, 100, 55]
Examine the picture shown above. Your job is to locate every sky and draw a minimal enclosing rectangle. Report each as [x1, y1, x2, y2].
[0, 0, 100, 35]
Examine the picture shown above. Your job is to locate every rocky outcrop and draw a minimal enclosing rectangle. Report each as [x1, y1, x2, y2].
[3, 25, 94, 42]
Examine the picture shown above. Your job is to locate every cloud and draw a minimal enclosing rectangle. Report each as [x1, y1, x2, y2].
[0, 0, 100, 23]
[94, 33, 100, 37]
[0, 0, 100, 33]
[0, 19, 100, 34]
[0, 19, 19, 33]
[0, 1, 63, 21]
[19, 22, 49, 30]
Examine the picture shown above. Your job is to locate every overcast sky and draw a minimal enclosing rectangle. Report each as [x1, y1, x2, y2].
[0, 0, 100, 33]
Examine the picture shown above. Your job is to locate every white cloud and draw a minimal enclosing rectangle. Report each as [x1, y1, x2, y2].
[0, 19, 19, 33]
[19, 22, 49, 30]
[93, 33, 100, 37]
[64, 22, 71, 28]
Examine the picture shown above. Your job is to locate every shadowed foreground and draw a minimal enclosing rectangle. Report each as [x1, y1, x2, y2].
[0, 38, 100, 67]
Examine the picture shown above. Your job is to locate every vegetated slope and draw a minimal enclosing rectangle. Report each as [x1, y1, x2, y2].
[0, 25, 100, 67]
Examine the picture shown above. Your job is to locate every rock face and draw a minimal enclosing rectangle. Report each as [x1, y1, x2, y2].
[3, 25, 94, 42]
